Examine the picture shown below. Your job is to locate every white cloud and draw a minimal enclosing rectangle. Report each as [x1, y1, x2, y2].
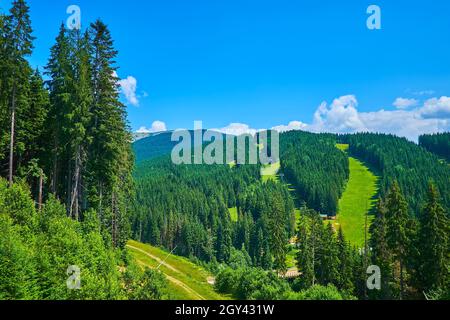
[137, 121, 167, 134]
[272, 121, 308, 133]
[214, 123, 260, 136]
[420, 96, 450, 119]
[145, 95, 449, 143]
[393, 97, 418, 109]
[310, 95, 367, 133]
[113, 71, 139, 106]
[307, 95, 450, 141]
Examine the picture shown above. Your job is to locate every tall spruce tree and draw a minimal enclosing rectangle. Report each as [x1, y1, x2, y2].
[317, 223, 340, 287]
[2, 0, 34, 186]
[66, 29, 92, 220]
[370, 198, 393, 299]
[385, 181, 411, 299]
[268, 192, 288, 273]
[337, 227, 354, 293]
[45, 24, 73, 198]
[416, 183, 449, 295]
[296, 208, 321, 289]
[87, 20, 133, 247]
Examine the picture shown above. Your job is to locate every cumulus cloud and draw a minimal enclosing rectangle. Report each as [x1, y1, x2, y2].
[393, 98, 418, 109]
[137, 121, 167, 134]
[307, 95, 450, 141]
[310, 95, 367, 133]
[420, 96, 450, 119]
[213, 123, 260, 136]
[144, 95, 449, 143]
[272, 121, 308, 133]
[113, 71, 139, 106]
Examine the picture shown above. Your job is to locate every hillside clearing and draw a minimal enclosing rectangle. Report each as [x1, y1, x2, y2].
[335, 145, 379, 247]
[261, 161, 281, 182]
[127, 240, 230, 300]
[229, 207, 238, 222]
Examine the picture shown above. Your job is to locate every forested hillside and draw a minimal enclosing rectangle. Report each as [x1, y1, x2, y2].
[0, 178, 170, 299]
[0, 0, 169, 300]
[133, 132, 177, 163]
[132, 130, 449, 300]
[1, 0, 448, 302]
[132, 155, 296, 271]
[342, 133, 449, 216]
[280, 131, 349, 216]
[419, 133, 450, 162]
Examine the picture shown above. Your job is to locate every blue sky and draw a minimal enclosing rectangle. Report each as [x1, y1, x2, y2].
[2, 0, 450, 140]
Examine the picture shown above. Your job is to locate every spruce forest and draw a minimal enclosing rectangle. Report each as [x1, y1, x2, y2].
[0, 0, 449, 302]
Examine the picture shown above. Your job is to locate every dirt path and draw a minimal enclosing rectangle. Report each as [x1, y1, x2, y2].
[127, 244, 182, 274]
[134, 258, 206, 300]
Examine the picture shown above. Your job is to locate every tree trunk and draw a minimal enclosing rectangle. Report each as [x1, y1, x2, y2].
[400, 260, 404, 300]
[38, 170, 43, 212]
[69, 148, 81, 220]
[8, 83, 16, 187]
[51, 136, 58, 194]
[111, 191, 116, 247]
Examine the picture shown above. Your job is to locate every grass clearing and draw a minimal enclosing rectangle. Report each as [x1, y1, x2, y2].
[127, 240, 230, 300]
[229, 207, 238, 222]
[335, 145, 379, 248]
[261, 161, 281, 182]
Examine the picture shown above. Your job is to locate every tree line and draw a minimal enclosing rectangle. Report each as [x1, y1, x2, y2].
[419, 132, 450, 162]
[132, 155, 295, 271]
[0, 0, 171, 300]
[342, 133, 449, 216]
[280, 131, 349, 216]
[0, 0, 134, 248]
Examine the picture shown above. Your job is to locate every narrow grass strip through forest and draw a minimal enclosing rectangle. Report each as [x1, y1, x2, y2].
[335, 144, 379, 248]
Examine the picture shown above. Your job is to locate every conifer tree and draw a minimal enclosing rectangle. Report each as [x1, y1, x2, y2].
[296, 208, 321, 289]
[370, 198, 393, 299]
[45, 24, 73, 197]
[268, 192, 288, 273]
[337, 227, 354, 293]
[317, 223, 340, 287]
[385, 181, 411, 299]
[87, 20, 134, 247]
[416, 183, 449, 294]
[2, 0, 34, 186]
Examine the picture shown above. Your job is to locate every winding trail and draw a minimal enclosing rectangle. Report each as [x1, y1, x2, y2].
[134, 258, 206, 300]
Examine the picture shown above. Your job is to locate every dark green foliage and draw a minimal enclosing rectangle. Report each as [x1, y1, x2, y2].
[343, 133, 450, 216]
[215, 267, 290, 300]
[0, 178, 165, 300]
[295, 207, 358, 296]
[384, 181, 413, 299]
[0, 0, 135, 247]
[415, 183, 449, 294]
[280, 131, 349, 215]
[133, 131, 179, 162]
[285, 284, 347, 300]
[419, 133, 450, 162]
[370, 199, 393, 299]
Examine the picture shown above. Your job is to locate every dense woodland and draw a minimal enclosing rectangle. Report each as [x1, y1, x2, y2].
[342, 133, 449, 216]
[0, 0, 133, 247]
[419, 133, 450, 162]
[132, 156, 296, 271]
[0, 0, 448, 301]
[132, 130, 449, 300]
[280, 131, 349, 216]
[0, 0, 169, 300]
